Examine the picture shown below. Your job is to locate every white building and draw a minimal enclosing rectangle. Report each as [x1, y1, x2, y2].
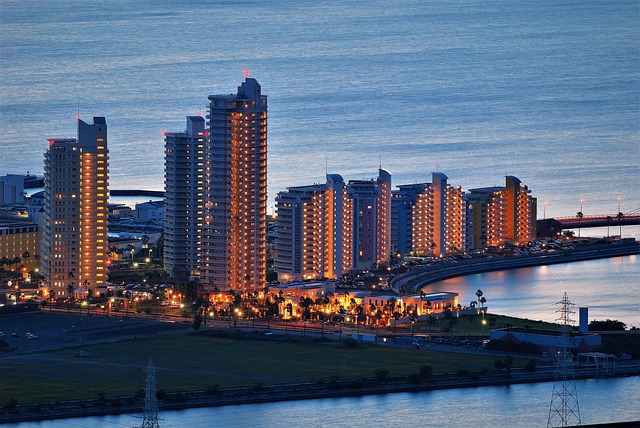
[135, 200, 165, 222]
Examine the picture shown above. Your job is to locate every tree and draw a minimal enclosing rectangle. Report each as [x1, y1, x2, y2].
[504, 356, 513, 378]
[588, 319, 626, 331]
[86, 289, 94, 315]
[67, 284, 75, 300]
[479, 296, 487, 308]
[388, 297, 397, 314]
[126, 244, 136, 260]
[427, 316, 436, 343]
[475, 289, 483, 306]
[448, 316, 457, 336]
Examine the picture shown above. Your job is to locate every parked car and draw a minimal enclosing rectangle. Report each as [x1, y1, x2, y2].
[11, 332, 18, 338]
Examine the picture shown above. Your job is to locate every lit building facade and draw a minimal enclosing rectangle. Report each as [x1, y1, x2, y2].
[0, 221, 38, 274]
[41, 117, 109, 297]
[504, 176, 537, 245]
[391, 183, 430, 257]
[274, 184, 329, 282]
[164, 116, 205, 278]
[200, 78, 268, 293]
[392, 172, 465, 258]
[465, 176, 536, 250]
[347, 169, 392, 271]
[275, 170, 391, 281]
[465, 187, 506, 250]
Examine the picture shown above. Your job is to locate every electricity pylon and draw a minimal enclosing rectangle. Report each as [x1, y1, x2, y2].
[141, 359, 160, 428]
[547, 293, 581, 427]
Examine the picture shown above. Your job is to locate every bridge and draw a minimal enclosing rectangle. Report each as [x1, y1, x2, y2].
[537, 209, 640, 237]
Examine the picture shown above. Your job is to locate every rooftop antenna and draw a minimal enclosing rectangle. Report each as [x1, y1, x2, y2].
[76, 101, 81, 141]
[379, 153, 382, 170]
[325, 156, 328, 176]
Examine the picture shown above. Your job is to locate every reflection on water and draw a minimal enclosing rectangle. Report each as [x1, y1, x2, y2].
[427, 255, 639, 327]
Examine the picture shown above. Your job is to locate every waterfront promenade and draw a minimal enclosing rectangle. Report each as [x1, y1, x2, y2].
[391, 239, 640, 294]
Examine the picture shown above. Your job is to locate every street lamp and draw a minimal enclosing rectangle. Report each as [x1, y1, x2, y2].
[618, 197, 622, 237]
[578, 198, 584, 237]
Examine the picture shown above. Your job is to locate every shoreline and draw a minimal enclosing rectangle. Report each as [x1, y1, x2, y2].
[2, 364, 639, 424]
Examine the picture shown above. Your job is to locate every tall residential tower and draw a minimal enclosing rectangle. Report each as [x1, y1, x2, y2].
[200, 78, 268, 293]
[41, 117, 109, 297]
[164, 116, 205, 278]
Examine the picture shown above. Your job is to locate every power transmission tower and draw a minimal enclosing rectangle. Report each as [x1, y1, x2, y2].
[141, 359, 160, 428]
[547, 293, 581, 427]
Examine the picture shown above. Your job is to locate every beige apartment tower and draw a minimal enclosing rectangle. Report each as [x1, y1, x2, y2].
[41, 117, 109, 297]
[200, 78, 268, 293]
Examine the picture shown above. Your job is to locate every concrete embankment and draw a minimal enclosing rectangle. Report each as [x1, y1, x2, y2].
[392, 241, 639, 294]
[1, 363, 638, 424]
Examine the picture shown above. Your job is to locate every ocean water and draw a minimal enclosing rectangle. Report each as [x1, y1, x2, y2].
[0, 0, 638, 219]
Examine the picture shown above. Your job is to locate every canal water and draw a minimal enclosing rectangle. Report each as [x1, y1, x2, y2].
[429, 253, 639, 329]
[8, 376, 639, 427]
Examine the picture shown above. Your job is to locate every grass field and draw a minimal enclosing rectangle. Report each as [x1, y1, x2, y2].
[1, 332, 532, 405]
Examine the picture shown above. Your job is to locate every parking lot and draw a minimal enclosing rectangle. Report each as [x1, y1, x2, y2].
[0, 310, 189, 353]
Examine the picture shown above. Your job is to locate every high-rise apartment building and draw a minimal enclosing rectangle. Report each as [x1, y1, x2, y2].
[164, 116, 205, 278]
[504, 176, 537, 244]
[200, 78, 268, 293]
[347, 169, 392, 271]
[274, 184, 329, 282]
[391, 172, 465, 258]
[275, 170, 391, 281]
[41, 117, 109, 297]
[465, 175, 536, 250]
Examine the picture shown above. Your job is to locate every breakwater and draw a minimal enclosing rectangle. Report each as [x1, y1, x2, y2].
[109, 189, 164, 197]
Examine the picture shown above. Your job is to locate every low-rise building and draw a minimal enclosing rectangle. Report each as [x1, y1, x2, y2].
[135, 200, 165, 222]
[489, 327, 601, 353]
[0, 174, 26, 206]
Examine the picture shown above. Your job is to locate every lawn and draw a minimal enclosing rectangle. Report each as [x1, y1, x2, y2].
[1, 332, 527, 405]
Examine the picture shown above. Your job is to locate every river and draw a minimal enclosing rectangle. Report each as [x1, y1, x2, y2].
[7, 376, 639, 427]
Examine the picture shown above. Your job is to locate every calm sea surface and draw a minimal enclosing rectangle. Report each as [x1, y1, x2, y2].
[0, 0, 638, 218]
[7, 377, 640, 427]
[1, 1, 638, 426]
